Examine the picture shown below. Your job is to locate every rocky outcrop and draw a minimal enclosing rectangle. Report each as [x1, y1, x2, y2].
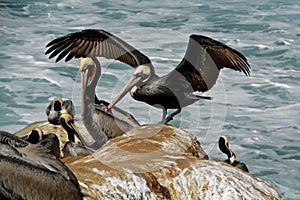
[64, 124, 281, 200]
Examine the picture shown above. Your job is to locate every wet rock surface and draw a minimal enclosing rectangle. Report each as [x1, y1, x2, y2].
[62, 124, 281, 200]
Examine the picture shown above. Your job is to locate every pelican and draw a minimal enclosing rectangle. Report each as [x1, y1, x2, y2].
[59, 110, 77, 143]
[46, 97, 75, 125]
[45, 29, 250, 123]
[0, 130, 83, 199]
[79, 58, 140, 148]
[218, 136, 249, 172]
[46, 30, 141, 148]
[46, 98, 88, 146]
[56, 107, 96, 157]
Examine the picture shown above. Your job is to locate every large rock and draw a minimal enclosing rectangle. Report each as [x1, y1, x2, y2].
[64, 124, 281, 199]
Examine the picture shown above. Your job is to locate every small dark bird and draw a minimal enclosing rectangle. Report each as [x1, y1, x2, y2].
[45, 29, 250, 124]
[46, 97, 75, 125]
[0, 130, 83, 199]
[218, 136, 249, 172]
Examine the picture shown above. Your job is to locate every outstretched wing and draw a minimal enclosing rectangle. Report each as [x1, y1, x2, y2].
[45, 29, 152, 67]
[175, 35, 250, 92]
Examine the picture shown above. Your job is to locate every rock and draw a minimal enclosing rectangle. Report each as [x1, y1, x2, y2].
[63, 124, 281, 199]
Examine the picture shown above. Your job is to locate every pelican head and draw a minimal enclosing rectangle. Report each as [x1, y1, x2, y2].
[60, 111, 77, 143]
[107, 64, 152, 110]
[53, 97, 64, 111]
[80, 58, 98, 88]
[25, 128, 44, 144]
[46, 97, 64, 125]
[80, 57, 101, 116]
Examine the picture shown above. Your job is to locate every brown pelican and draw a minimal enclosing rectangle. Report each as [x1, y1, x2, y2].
[218, 136, 249, 172]
[0, 130, 83, 199]
[79, 58, 140, 148]
[45, 29, 250, 123]
[59, 110, 77, 143]
[46, 98, 87, 145]
[46, 97, 75, 125]
[56, 108, 96, 157]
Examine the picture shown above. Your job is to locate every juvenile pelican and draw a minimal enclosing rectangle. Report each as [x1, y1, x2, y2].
[218, 136, 249, 172]
[45, 29, 250, 123]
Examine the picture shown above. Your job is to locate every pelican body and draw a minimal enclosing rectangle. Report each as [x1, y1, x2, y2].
[0, 131, 83, 199]
[45, 29, 250, 123]
[120, 64, 214, 123]
[218, 136, 249, 172]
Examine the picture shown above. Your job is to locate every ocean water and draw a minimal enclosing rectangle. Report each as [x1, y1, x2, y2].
[1, 0, 299, 199]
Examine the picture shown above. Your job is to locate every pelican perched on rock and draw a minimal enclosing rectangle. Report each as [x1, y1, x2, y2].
[46, 97, 75, 125]
[46, 98, 87, 145]
[78, 58, 140, 148]
[59, 110, 78, 143]
[0, 130, 83, 199]
[218, 136, 249, 172]
[45, 29, 250, 123]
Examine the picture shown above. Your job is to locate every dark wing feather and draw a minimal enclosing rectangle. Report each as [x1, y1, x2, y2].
[175, 35, 251, 92]
[45, 29, 152, 67]
[0, 131, 29, 147]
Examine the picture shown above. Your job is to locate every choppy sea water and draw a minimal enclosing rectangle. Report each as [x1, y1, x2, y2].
[1, 0, 299, 199]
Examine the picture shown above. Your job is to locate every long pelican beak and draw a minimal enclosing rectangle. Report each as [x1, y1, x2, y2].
[81, 66, 96, 116]
[80, 58, 98, 118]
[81, 70, 88, 116]
[107, 75, 142, 110]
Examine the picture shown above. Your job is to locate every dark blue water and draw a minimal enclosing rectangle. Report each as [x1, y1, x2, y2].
[1, 1, 299, 199]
